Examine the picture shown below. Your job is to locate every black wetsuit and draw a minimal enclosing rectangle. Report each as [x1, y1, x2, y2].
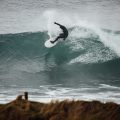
[51, 22, 68, 43]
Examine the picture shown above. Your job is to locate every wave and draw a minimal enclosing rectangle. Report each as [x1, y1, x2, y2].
[0, 27, 120, 73]
[0, 27, 119, 61]
[0, 9, 120, 83]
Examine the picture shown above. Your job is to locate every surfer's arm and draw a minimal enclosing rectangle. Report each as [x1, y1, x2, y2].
[54, 22, 62, 27]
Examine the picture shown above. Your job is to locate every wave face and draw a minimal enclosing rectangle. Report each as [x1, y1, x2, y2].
[0, 25, 120, 83]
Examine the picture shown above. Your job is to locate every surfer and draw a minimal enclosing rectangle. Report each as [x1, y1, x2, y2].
[50, 22, 68, 44]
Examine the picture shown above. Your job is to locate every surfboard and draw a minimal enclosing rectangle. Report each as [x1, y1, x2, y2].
[44, 37, 58, 48]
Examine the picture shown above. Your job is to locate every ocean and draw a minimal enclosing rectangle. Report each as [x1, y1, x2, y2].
[0, 0, 120, 103]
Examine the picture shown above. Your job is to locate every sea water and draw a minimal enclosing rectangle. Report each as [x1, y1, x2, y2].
[0, 0, 120, 103]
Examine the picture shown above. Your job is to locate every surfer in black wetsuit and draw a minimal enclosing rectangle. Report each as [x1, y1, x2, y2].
[50, 22, 68, 44]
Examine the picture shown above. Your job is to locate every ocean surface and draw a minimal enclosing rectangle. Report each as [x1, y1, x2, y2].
[0, 0, 120, 103]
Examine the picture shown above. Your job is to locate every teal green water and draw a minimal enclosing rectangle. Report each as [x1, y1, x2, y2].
[0, 27, 120, 85]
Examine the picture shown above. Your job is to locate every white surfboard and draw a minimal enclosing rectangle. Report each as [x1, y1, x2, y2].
[44, 37, 58, 48]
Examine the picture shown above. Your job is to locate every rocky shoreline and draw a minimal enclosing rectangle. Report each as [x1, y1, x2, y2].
[0, 93, 120, 120]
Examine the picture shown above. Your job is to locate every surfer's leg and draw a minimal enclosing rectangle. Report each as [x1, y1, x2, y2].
[50, 36, 60, 43]
[51, 34, 64, 43]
